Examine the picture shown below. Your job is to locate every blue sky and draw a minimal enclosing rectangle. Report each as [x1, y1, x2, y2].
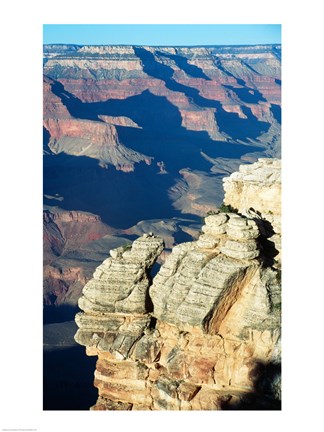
[43, 24, 281, 46]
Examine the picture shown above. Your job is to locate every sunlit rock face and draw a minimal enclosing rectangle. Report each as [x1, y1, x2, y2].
[74, 159, 281, 410]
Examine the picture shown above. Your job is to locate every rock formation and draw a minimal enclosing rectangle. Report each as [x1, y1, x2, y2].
[223, 158, 281, 264]
[74, 158, 281, 410]
[74, 234, 166, 404]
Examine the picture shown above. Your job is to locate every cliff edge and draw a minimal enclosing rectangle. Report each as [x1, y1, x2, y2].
[75, 158, 281, 410]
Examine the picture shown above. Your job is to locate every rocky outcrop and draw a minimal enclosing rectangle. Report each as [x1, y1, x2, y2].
[43, 112, 152, 172]
[150, 214, 261, 331]
[74, 158, 281, 410]
[223, 158, 281, 264]
[223, 158, 281, 217]
[98, 115, 141, 128]
[74, 234, 164, 352]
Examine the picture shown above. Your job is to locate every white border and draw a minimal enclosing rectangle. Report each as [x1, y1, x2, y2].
[1, 1, 322, 431]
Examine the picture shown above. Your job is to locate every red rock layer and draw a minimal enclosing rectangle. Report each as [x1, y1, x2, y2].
[43, 76, 71, 119]
[43, 118, 119, 146]
[43, 209, 113, 305]
[43, 209, 113, 263]
[180, 109, 223, 140]
[43, 264, 87, 305]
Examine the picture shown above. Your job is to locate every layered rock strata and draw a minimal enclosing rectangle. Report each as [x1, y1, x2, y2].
[75, 234, 164, 354]
[44, 44, 281, 155]
[75, 160, 281, 410]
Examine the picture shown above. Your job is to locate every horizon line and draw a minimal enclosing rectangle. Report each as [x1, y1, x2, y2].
[43, 42, 281, 47]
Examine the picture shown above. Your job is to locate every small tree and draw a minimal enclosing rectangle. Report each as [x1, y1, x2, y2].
[219, 203, 238, 213]
[122, 243, 132, 252]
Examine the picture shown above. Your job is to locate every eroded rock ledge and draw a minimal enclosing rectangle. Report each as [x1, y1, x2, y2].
[75, 158, 281, 410]
[223, 158, 281, 265]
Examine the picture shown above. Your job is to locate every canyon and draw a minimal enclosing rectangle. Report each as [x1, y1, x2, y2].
[43, 44, 281, 409]
[43, 43, 281, 311]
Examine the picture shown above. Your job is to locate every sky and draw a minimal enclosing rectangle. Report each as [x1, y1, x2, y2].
[43, 24, 281, 46]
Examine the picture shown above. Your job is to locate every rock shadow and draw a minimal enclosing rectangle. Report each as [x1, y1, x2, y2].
[43, 345, 97, 410]
[43, 126, 53, 155]
[43, 304, 80, 324]
[49, 79, 100, 121]
[223, 85, 267, 104]
[44, 78, 264, 229]
[133, 47, 271, 142]
[173, 227, 194, 245]
[156, 50, 211, 80]
[48, 46, 271, 144]
[212, 56, 246, 86]
[270, 104, 281, 124]
[253, 216, 279, 267]
[220, 360, 281, 410]
[44, 152, 185, 228]
[213, 55, 270, 105]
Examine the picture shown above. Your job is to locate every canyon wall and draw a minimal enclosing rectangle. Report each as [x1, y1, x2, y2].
[74, 158, 281, 410]
[43, 44, 281, 310]
[44, 44, 281, 157]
